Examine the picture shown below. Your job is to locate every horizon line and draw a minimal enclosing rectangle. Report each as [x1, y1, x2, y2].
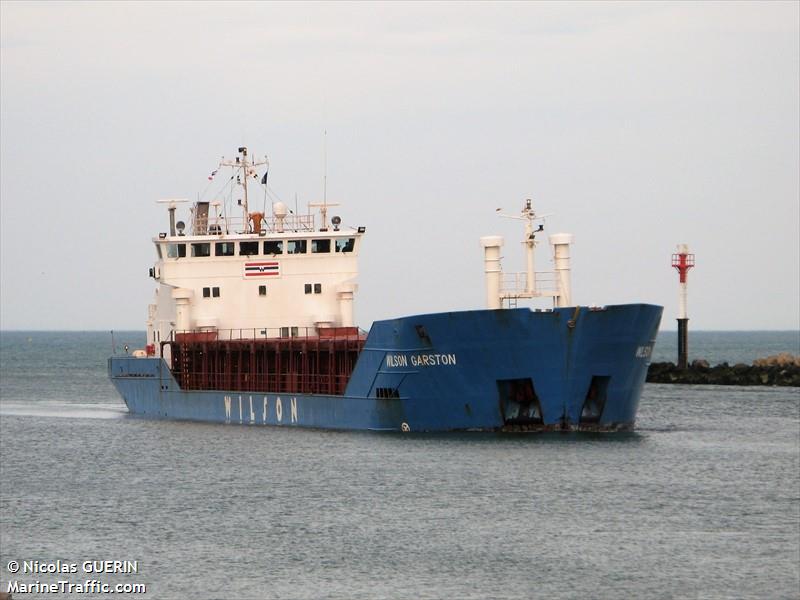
[1, 328, 798, 334]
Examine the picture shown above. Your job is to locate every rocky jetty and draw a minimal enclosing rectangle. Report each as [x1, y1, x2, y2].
[647, 353, 800, 386]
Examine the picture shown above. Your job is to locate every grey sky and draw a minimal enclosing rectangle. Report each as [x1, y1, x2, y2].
[1, 1, 798, 331]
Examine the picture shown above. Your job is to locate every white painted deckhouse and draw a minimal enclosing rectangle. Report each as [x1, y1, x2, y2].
[146, 147, 365, 359]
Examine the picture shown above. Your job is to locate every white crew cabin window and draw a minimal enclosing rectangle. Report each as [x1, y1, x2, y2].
[264, 240, 283, 255]
[311, 239, 331, 253]
[215, 242, 235, 256]
[335, 238, 356, 253]
[240, 241, 259, 256]
[287, 240, 307, 254]
[167, 243, 186, 258]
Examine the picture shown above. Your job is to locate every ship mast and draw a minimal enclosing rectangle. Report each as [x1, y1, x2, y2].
[242, 146, 249, 220]
[497, 199, 548, 295]
[219, 146, 268, 232]
[309, 131, 339, 231]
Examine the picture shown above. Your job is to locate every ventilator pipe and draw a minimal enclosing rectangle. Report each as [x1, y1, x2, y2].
[480, 236, 504, 310]
[549, 233, 573, 308]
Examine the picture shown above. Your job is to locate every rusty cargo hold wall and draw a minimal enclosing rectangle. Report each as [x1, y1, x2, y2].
[165, 329, 366, 395]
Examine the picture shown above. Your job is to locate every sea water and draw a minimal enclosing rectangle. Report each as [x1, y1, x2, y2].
[1, 331, 798, 599]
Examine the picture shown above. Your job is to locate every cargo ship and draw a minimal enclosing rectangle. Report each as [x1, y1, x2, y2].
[108, 146, 662, 431]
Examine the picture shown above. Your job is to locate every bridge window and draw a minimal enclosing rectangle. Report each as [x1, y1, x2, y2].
[287, 240, 307, 254]
[191, 243, 211, 257]
[264, 240, 283, 255]
[167, 243, 186, 258]
[335, 238, 355, 253]
[312, 239, 331, 253]
[239, 241, 259, 256]
[215, 242, 235, 256]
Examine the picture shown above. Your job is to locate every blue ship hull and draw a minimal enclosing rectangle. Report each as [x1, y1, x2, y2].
[109, 304, 662, 432]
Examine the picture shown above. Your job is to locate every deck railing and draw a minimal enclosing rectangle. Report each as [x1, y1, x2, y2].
[501, 271, 558, 295]
[192, 213, 317, 236]
[171, 326, 367, 343]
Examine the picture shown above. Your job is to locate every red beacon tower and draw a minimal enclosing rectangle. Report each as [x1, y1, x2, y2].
[671, 244, 695, 369]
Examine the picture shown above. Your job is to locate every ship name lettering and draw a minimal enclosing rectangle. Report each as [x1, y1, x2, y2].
[276, 397, 283, 422]
[386, 353, 457, 368]
[410, 353, 457, 367]
[386, 354, 408, 368]
[635, 345, 652, 358]
[263, 396, 268, 423]
[291, 397, 298, 423]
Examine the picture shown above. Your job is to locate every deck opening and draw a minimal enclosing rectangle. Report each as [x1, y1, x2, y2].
[497, 378, 542, 425]
[375, 387, 400, 399]
[580, 376, 610, 424]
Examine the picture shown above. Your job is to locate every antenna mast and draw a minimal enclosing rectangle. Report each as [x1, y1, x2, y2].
[309, 130, 339, 231]
[496, 199, 549, 295]
[219, 147, 268, 232]
[241, 147, 249, 219]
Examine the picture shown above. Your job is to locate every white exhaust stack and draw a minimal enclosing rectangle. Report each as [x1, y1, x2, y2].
[480, 236, 504, 309]
[549, 233, 573, 307]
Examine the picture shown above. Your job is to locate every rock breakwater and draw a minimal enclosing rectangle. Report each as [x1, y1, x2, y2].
[647, 353, 800, 386]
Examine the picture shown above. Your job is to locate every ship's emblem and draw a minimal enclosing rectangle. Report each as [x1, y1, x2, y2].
[243, 261, 280, 278]
[401, 422, 411, 432]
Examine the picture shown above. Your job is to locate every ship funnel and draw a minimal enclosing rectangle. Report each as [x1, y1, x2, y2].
[549, 233, 573, 307]
[480, 236, 504, 310]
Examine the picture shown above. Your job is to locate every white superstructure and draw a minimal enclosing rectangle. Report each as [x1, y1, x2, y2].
[145, 147, 365, 352]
